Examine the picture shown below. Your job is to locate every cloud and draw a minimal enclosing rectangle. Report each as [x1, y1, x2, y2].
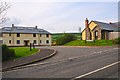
[3, 0, 120, 2]
[4, 17, 22, 26]
[4, 2, 118, 33]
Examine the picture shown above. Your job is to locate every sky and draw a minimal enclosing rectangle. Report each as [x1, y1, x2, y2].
[3, 0, 119, 33]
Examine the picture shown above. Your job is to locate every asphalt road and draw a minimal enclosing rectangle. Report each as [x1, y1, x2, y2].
[2, 46, 119, 79]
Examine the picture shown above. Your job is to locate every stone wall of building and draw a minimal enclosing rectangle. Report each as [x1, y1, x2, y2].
[91, 27, 101, 40]
[108, 32, 120, 40]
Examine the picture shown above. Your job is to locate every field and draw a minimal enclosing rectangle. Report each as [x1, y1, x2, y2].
[9, 47, 39, 59]
[63, 40, 119, 46]
[52, 33, 82, 42]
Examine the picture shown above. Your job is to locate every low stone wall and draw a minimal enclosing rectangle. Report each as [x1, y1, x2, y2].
[108, 32, 120, 40]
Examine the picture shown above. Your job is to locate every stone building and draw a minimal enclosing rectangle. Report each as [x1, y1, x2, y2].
[82, 18, 120, 40]
[0, 24, 52, 46]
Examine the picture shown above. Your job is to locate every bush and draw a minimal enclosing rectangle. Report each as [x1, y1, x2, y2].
[52, 42, 56, 46]
[2, 44, 15, 61]
[113, 40, 120, 44]
[113, 37, 120, 44]
[56, 34, 74, 45]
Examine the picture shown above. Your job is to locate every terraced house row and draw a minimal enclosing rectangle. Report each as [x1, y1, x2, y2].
[0, 24, 52, 46]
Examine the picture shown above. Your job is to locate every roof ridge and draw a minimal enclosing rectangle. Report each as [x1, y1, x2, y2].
[93, 20, 109, 24]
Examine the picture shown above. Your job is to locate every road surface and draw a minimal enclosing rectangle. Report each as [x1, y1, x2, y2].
[2, 46, 119, 79]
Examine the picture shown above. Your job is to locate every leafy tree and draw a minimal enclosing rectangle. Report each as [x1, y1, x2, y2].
[56, 34, 74, 45]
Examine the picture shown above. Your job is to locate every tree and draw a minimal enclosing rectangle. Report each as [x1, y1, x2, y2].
[56, 34, 74, 45]
[0, 2, 11, 27]
[79, 27, 81, 40]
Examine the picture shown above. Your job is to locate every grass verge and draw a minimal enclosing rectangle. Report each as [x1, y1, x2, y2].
[9, 47, 39, 59]
[63, 40, 119, 46]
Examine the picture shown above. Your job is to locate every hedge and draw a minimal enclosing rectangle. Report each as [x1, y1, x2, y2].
[2, 44, 15, 61]
[113, 37, 120, 44]
[56, 34, 74, 45]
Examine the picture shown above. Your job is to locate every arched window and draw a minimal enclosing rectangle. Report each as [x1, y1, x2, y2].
[90, 32, 92, 40]
[95, 30, 98, 39]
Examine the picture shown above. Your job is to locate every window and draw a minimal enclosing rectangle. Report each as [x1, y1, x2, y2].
[0, 40, 3, 44]
[0, 33, 3, 37]
[33, 34, 36, 37]
[40, 34, 42, 37]
[95, 30, 98, 39]
[17, 33, 20, 37]
[46, 40, 49, 44]
[9, 40, 11, 44]
[34, 40, 36, 44]
[17, 27, 24, 30]
[9, 33, 11, 36]
[40, 40, 42, 43]
[17, 40, 20, 44]
[46, 34, 49, 37]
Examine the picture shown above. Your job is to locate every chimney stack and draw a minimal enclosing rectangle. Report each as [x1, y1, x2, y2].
[85, 18, 89, 28]
[35, 25, 37, 29]
[109, 22, 112, 24]
[12, 24, 14, 27]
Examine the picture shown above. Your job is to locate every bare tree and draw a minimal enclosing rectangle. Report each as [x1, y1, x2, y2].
[0, 2, 11, 27]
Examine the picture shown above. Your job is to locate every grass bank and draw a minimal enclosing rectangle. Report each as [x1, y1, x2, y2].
[63, 40, 119, 46]
[9, 47, 39, 59]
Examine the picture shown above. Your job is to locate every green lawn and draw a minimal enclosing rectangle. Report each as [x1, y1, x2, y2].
[63, 40, 119, 46]
[9, 47, 39, 59]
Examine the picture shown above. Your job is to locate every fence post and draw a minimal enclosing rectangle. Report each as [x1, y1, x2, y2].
[33, 43, 35, 49]
[85, 40, 87, 43]
[30, 43, 31, 51]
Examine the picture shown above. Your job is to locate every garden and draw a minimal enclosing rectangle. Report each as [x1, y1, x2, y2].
[52, 33, 120, 46]
[2, 44, 39, 61]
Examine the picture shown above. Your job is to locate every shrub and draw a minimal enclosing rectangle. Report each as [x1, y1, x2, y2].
[56, 34, 74, 45]
[113, 37, 120, 44]
[2, 44, 15, 61]
[52, 42, 56, 46]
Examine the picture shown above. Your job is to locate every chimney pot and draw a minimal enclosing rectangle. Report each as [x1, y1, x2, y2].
[109, 22, 112, 24]
[12, 24, 14, 27]
[85, 18, 89, 28]
[35, 25, 37, 29]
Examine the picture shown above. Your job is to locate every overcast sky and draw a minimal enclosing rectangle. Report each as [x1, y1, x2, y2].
[3, 0, 119, 33]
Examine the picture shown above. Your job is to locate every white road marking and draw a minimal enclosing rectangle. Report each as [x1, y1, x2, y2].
[73, 61, 120, 79]
[2, 48, 118, 73]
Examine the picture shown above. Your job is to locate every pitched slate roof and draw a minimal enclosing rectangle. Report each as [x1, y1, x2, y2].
[93, 21, 119, 31]
[112, 22, 120, 28]
[0, 26, 51, 34]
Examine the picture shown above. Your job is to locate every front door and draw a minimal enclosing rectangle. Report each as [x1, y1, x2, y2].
[24, 41, 28, 46]
[90, 32, 92, 40]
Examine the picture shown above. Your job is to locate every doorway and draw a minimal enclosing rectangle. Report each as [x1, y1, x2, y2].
[24, 40, 29, 46]
[95, 30, 98, 39]
[90, 32, 92, 40]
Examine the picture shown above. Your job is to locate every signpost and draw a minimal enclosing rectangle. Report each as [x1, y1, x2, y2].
[30, 43, 35, 51]
[30, 43, 32, 51]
